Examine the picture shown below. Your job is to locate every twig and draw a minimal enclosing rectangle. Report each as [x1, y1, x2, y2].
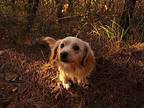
[76, 22, 92, 38]
[57, 15, 83, 22]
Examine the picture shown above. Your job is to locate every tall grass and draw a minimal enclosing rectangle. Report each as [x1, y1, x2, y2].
[91, 18, 128, 42]
[0, 0, 143, 43]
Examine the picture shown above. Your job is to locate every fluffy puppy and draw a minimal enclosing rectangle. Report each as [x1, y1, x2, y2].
[43, 36, 95, 90]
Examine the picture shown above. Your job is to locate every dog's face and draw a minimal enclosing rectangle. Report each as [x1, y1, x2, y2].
[43, 36, 90, 67]
[42, 36, 95, 89]
[57, 37, 88, 65]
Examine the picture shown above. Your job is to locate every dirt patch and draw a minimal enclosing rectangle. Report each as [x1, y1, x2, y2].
[0, 37, 144, 108]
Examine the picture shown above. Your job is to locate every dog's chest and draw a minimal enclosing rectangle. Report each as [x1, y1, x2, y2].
[58, 65, 82, 78]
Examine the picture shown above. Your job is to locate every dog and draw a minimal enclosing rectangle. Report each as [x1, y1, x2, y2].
[42, 36, 95, 90]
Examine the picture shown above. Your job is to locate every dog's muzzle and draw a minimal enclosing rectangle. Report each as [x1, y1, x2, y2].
[60, 52, 69, 62]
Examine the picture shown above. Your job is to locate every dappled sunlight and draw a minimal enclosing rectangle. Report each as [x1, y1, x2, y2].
[0, 0, 144, 107]
[0, 39, 144, 107]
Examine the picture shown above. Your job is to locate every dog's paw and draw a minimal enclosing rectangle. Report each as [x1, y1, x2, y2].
[63, 82, 71, 90]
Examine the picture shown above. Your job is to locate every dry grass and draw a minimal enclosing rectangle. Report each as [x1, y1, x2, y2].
[0, 0, 144, 108]
[0, 34, 144, 108]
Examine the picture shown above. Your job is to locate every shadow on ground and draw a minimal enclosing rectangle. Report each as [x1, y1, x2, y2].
[0, 38, 144, 108]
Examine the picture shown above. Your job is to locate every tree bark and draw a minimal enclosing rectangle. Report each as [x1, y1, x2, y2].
[27, 0, 39, 32]
[55, 0, 63, 18]
[120, 0, 136, 40]
[11, 0, 15, 12]
[67, 0, 74, 16]
[86, 0, 91, 15]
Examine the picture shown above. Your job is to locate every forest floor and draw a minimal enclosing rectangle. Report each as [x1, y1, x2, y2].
[0, 30, 144, 108]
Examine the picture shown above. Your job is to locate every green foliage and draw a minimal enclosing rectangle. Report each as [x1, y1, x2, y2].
[68, 0, 74, 4]
[0, 1, 13, 15]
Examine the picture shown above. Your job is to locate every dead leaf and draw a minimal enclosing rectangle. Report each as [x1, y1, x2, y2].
[0, 50, 5, 55]
[11, 87, 18, 92]
[5, 73, 18, 81]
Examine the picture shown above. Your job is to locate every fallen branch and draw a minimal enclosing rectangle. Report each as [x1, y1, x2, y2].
[56, 15, 83, 22]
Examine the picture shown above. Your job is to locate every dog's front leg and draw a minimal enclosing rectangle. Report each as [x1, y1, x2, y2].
[59, 71, 71, 90]
[77, 77, 89, 87]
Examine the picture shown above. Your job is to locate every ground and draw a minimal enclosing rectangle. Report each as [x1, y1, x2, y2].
[0, 34, 144, 108]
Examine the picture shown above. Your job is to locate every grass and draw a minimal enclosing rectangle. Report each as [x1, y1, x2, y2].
[0, 0, 144, 108]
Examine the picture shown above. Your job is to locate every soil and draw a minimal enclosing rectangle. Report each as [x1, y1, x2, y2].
[0, 34, 144, 108]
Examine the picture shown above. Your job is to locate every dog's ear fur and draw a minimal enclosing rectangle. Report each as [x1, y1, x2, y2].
[40, 37, 61, 64]
[81, 44, 89, 66]
[50, 40, 61, 63]
[41, 37, 56, 48]
[81, 43, 96, 67]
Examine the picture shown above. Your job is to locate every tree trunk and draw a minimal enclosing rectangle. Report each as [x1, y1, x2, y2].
[11, 0, 15, 12]
[86, 0, 91, 14]
[55, 0, 63, 18]
[67, 0, 74, 16]
[120, 0, 136, 40]
[27, 0, 39, 32]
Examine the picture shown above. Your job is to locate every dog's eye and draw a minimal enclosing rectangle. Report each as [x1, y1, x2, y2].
[73, 45, 80, 51]
[60, 43, 64, 48]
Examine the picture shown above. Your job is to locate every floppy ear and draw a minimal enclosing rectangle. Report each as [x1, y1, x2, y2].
[41, 37, 56, 48]
[81, 45, 89, 66]
[50, 40, 61, 63]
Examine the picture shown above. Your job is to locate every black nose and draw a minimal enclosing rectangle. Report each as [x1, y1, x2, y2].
[60, 52, 68, 62]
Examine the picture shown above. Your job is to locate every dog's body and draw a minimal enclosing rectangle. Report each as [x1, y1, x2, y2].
[43, 36, 95, 89]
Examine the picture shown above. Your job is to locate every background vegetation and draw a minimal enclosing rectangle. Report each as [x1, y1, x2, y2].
[0, 0, 144, 108]
[0, 0, 144, 42]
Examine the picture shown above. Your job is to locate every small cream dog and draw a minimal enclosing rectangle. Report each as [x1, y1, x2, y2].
[43, 36, 95, 89]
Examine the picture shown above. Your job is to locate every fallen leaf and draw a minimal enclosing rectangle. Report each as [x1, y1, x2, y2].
[5, 73, 18, 81]
[11, 87, 18, 92]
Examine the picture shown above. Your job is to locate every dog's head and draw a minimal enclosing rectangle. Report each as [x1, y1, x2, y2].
[43, 36, 94, 67]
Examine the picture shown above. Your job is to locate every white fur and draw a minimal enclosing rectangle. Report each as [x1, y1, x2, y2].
[44, 36, 95, 89]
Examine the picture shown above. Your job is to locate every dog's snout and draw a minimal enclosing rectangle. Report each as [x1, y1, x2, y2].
[60, 52, 68, 62]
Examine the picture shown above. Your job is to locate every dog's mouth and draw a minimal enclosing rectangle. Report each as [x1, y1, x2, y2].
[61, 59, 69, 63]
[60, 58, 74, 64]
